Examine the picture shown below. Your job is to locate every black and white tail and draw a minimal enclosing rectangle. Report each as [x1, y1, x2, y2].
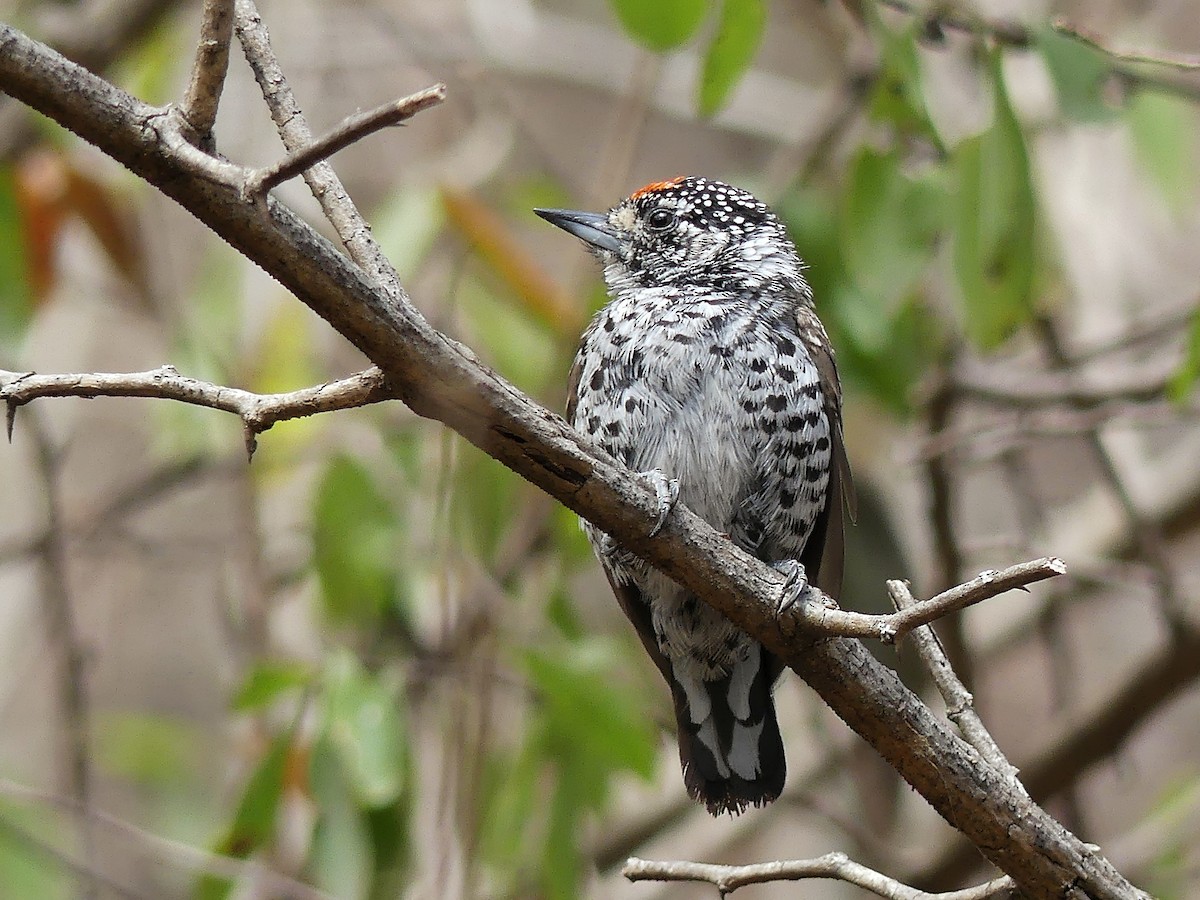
[669, 644, 785, 815]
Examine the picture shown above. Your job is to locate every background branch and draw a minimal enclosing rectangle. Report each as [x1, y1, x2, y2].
[623, 853, 1015, 899]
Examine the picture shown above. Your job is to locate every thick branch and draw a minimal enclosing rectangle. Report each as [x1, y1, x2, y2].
[0, 24, 1148, 899]
[623, 854, 1014, 898]
[953, 361, 1174, 408]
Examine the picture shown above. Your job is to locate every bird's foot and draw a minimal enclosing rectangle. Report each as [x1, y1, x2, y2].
[771, 560, 836, 616]
[597, 532, 643, 573]
[640, 469, 680, 537]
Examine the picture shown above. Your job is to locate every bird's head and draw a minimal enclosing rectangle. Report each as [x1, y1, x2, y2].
[535, 176, 810, 301]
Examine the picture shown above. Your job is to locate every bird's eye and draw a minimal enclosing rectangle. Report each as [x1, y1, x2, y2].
[646, 209, 676, 231]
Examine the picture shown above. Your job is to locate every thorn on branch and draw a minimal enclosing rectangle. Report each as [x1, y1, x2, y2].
[243, 84, 447, 199]
[242, 421, 258, 461]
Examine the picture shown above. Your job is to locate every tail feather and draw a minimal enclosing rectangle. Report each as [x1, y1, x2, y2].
[671, 645, 785, 816]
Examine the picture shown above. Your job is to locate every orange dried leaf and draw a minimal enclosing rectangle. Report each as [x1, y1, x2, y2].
[441, 187, 582, 338]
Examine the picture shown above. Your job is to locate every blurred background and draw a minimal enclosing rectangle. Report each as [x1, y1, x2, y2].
[1, 0, 1199, 897]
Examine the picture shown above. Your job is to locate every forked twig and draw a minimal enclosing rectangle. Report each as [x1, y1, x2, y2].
[244, 85, 446, 198]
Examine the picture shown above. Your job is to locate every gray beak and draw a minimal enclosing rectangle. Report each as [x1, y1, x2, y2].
[534, 208, 622, 254]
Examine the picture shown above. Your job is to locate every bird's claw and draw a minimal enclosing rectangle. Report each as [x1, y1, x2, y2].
[641, 469, 680, 537]
[771, 559, 832, 616]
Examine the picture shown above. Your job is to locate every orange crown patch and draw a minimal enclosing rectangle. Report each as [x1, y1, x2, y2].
[631, 176, 687, 199]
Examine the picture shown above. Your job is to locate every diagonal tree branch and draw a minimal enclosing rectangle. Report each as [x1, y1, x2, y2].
[0, 23, 1148, 900]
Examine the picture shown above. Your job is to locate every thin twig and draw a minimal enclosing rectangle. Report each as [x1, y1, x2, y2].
[26, 412, 97, 900]
[1052, 19, 1200, 72]
[887, 580, 1024, 788]
[924, 364, 972, 683]
[180, 0, 234, 141]
[1035, 322, 1185, 634]
[875, 0, 1033, 47]
[244, 85, 446, 198]
[2, 366, 395, 457]
[623, 853, 1015, 899]
[233, 0, 414, 300]
[875, 0, 1200, 102]
[0, 814, 150, 900]
[915, 402, 1194, 463]
[0, 778, 334, 900]
[792, 557, 1066, 644]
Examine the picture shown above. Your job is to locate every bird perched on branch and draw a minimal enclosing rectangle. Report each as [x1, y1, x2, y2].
[536, 177, 853, 816]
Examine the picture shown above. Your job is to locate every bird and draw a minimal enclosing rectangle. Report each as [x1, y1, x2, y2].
[535, 176, 853, 816]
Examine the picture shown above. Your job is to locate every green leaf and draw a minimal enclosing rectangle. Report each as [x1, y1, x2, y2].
[321, 652, 406, 808]
[1169, 309, 1200, 402]
[195, 734, 291, 900]
[1127, 90, 1199, 212]
[0, 166, 32, 347]
[453, 442, 523, 561]
[0, 803, 71, 900]
[831, 289, 938, 417]
[93, 711, 202, 787]
[522, 641, 657, 780]
[779, 184, 940, 417]
[371, 185, 444, 281]
[313, 455, 397, 626]
[232, 661, 313, 712]
[697, 0, 766, 116]
[841, 148, 945, 308]
[477, 747, 540, 881]
[546, 587, 585, 640]
[306, 740, 373, 900]
[543, 755, 589, 900]
[459, 275, 559, 395]
[866, 22, 942, 147]
[609, 0, 709, 51]
[952, 52, 1036, 350]
[1039, 25, 1118, 122]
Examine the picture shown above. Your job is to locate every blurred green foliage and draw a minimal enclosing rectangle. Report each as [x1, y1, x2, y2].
[2, 4, 1199, 899]
[698, 0, 767, 116]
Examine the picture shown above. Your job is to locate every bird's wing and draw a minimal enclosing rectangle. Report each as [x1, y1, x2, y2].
[796, 305, 855, 600]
